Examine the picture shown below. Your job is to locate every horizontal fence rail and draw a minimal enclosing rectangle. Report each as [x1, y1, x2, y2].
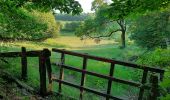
[0, 50, 42, 57]
[52, 49, 164, 73]
[52, 48, 164, 100]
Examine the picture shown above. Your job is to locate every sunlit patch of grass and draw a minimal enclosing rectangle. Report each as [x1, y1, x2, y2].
[45, 36, 116, 49]
[0, 41, 66, 50]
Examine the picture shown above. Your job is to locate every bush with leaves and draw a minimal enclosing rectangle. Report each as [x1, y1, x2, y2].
[0, 0, 83, 40]
[130, 10, 170, 49]
[0, 6, 49, 40]
[0, 5, 61, 40]
[137, 48, 170, 99]
[31, 10, 60, 37]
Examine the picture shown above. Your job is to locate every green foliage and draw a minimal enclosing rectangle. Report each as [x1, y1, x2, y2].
[108, 0, 170, 19]
[91, 0, 107, 11]
[75, 6, 126, 48]
[160, 66, 170, 100]
[130, 10, 170, 49]
[137, 49, 170, 68]
[0, 0, 83, 40]
[0, 1, 62, 40]
[0, 0, 83, 15]
[136, 48, 170, 99]
[76, 0, 170, 48]
[75, 16, 104, 37]
[161, 94, 170, 100]
[0, 7, 50, 40]
[0, 0, 83, 41]
[31, 10, 60, 37]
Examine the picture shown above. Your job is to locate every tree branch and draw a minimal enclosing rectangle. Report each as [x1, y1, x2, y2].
[117, 19, 126, 31]
[85, 29, 122, 39]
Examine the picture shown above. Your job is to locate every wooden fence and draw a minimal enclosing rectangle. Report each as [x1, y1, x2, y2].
[0, 47, 52, 96]
[0, 47, 165, 100]
[52, 48, 165, 100]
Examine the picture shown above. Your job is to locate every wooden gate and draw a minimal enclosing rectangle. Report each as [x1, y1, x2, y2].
[52, 48, 164, 100]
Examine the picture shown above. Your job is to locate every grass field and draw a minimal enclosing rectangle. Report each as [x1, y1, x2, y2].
[0, 32, 144, 99]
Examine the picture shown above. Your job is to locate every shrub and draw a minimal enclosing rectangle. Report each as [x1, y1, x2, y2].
[136, 48, 170, 99]
[0, 2, 60, 41]
[31, 10, 60, 37]
[137, 49, 170, 68]
[0, 7, 49, 40]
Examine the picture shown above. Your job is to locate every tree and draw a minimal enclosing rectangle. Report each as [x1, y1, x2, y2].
[130, 10, 170, 49]
[1, 0, 83, 15]
[76, 6, 127, 47]
[76, 0, 170, 48]
[0, 0, 83, 40]
[91, 0, 107, 11]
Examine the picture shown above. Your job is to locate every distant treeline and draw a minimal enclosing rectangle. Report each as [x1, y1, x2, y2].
[55, 13, 91, 21]
[60, 21, 82, 32]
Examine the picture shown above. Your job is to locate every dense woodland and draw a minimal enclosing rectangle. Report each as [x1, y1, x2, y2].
[0, 0, 170, 100]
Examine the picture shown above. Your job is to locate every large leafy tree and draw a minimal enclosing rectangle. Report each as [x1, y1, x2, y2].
[76, 0, 169, 48]
[0, 0, 83, 14]
[0, 0, 83, 40]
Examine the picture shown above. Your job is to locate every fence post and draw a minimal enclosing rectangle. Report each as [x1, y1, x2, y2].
[80, 56, 87, 100]
[58, 52, 65, 94]
[148, 74, 159, 100]
[138, 69, 148, 100]
[106, 63, 115, 100]
[21, 47, 27, 80]
[39, 49, 51, 96]
[45, 50, 52, 93]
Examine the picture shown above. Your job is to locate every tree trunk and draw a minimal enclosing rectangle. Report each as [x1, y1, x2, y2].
[121, 30, 126, 48]
[117, 19, 126, 49]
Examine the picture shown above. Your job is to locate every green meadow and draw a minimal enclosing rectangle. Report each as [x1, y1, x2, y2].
[0, 32, 144, 99]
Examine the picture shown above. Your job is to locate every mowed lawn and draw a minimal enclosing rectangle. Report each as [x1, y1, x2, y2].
[0, 32, 144, 99]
